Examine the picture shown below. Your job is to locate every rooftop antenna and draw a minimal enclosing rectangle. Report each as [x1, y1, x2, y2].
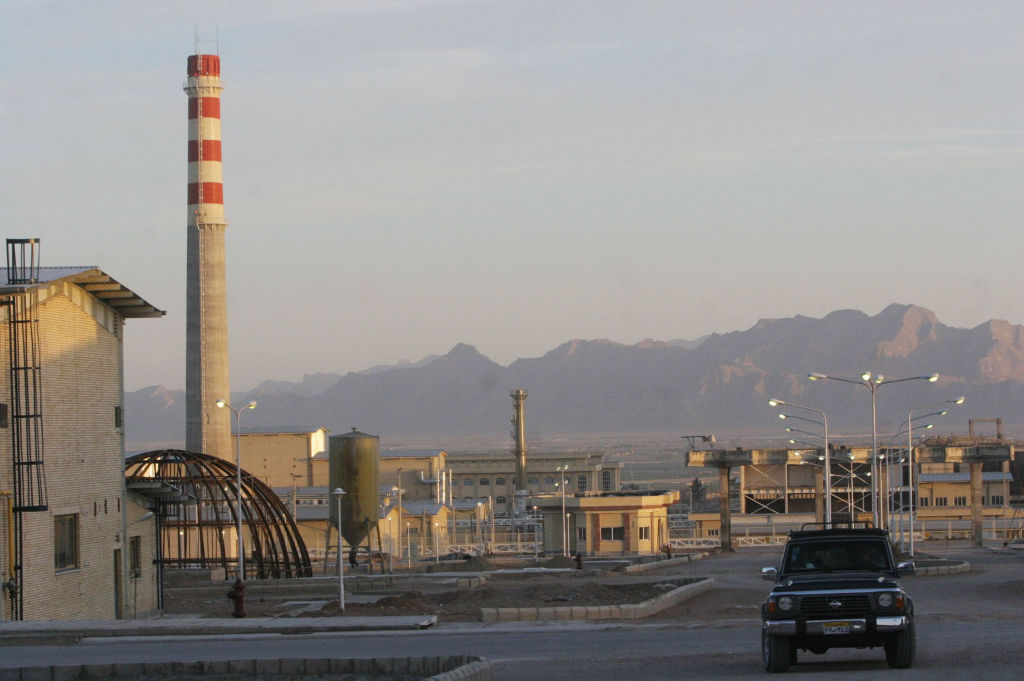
[192, 25, 220, 55]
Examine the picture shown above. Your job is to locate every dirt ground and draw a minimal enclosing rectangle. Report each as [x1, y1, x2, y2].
[162, 556, 691, 621]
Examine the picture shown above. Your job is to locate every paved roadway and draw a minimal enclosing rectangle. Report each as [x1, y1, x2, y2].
[4, 544, 1022, 680]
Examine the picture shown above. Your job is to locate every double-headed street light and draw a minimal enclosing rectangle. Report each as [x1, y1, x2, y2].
[215, 399, 257, 581]
[907, 396, 965, 556]
[808, 372, 938, 528]
[770, 399, 831, 524]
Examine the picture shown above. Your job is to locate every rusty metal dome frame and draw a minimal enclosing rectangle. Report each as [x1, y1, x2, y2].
[126, 449, 312, 579]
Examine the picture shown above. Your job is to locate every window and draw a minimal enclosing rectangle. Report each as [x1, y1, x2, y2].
[602, 471, 613, 491]
[990, 495, 1004, 506]
[479, 478, 489, 486]
[544, 476, 555, 485]
[934, 497, 948, 507]
[919, 497, 930, 507]
[495, 478, 506, 486]
[496, 496, 506, 505]
[600, 526, 625, 541]
[954, 496, 967, 506]
[577, 475, 587, 493]
[707, 528, 720, 537]
[639, 526, 650, 540]
[528, 477, 538, 485]
[577, 527, 587, 541]
[130, 536, 142, 578]
[451, 479, 458, 486]
[464, 479, 474, 487]
[54, 514, 79, 571]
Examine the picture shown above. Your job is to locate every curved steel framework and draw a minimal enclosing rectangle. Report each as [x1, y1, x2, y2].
[126, 449, 312, 579]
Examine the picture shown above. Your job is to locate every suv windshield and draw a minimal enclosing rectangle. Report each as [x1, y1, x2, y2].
[783, 539, 891, 574]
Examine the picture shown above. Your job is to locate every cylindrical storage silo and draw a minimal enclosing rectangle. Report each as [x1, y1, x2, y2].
[329, 428, 379, 547]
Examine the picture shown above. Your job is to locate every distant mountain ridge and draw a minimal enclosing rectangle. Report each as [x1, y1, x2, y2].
[125, 304, 1024, 445]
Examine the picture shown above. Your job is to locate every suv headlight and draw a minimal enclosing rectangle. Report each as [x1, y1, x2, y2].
[776, 595, 795, 612]
[876, 593, 894, 609]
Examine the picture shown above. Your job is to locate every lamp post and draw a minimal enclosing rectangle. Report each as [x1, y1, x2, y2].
[886, 417, 939, 550]
[809, 371, 938, 529]
[396, 468, 403, 565]
[433, 522, 439, 563]
[215, 399, 257, 581]
[406, 522, 411, 569]
[906, 396, 965, 556]
[770, 399, 831, 524]
[475, 502, 483, 552]
[330, 488, 346, 612]
[531, 505, 539, 559]
[557, 464, 569, 557]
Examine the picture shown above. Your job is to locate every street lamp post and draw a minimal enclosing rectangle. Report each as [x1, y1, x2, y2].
[396, 468, 403, 565]
[215, 399, 257, 581]
[906, 397, 965, 556]
[406, 522, 411, 569]
[770, 399, 831, 524]
[886, 417, 939, 550]
[531, 505, 539, 559]
[330, 488, 346, 612]
[809, 372, 938, 529]
[557, 464, 569, 557]
[433, 522, 439, 563]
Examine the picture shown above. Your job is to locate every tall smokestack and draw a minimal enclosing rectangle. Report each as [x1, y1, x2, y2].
[510, 389, 528, 517]
[184, 52, 231, 459]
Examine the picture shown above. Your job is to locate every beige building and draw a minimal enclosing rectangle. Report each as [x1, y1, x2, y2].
[688, 440, 1019, 543]
[0, 251, 163, 620]
[250, 444, 622, 560]
[530, 490, 679, 556]
[235, 426, 329, 487]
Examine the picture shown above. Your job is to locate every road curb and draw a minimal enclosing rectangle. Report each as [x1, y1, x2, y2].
[0, 616, 437, 647]
[619, 552, 705, 573]
[0, 656, 492, 681]
[480, 577, 714, 622]
[913, 560, 970, 576]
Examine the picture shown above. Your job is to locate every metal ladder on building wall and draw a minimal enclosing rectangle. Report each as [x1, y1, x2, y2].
[5, 238, 48, 621]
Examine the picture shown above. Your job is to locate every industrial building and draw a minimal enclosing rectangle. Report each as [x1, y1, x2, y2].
[686, 430, 1021, 547]
[0, 240, 163, 620]
[530, 489, 680, 556]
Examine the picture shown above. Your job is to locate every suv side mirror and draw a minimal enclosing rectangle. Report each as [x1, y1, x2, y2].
[761, 566, 778, 581]
[896, 561, 915, 576]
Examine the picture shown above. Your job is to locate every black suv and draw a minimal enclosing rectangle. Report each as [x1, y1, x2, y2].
[760, 524, 916, 672]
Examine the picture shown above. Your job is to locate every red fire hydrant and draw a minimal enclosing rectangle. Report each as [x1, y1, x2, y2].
[227, 578, 246, 618]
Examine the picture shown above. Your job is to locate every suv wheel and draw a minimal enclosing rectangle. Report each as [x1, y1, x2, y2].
[884, 620, 916, 669]
[762, 629, 792, 673]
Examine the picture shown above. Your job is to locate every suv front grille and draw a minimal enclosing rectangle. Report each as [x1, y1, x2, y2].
[800, 594, 872, 618]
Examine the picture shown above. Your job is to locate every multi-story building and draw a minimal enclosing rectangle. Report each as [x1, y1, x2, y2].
[688, 437, 1019, 542]
[0, 243, 163, 620]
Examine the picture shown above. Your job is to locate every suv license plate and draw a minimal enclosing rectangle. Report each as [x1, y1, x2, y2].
[823, 622, 851, 635]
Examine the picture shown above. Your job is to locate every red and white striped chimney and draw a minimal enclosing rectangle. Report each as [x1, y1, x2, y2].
[184, 53, 232, 460]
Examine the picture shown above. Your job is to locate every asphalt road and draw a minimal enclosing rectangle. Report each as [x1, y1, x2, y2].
[5, 544, 1023, 680]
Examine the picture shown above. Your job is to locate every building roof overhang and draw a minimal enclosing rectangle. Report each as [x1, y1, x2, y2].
[0, 266, 165, 318]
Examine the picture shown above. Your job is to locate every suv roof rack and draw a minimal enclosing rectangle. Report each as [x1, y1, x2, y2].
[799, 521, 875, 531]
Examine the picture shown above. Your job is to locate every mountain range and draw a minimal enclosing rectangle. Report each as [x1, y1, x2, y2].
[124, 304, 1024, 447]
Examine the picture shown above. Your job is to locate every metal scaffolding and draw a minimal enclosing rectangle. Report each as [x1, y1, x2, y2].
[126, 450, 312, 579]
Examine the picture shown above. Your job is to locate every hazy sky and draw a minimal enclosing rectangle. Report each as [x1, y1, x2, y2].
[3, 1, 1021, 391]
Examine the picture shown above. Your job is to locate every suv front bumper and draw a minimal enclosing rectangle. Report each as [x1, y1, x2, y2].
[764, 615, 910, 636]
